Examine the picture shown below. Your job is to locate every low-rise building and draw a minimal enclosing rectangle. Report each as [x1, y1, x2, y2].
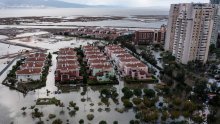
[55, 65, 80, 82]
[134, 25, 166, 45]
[16, 68, 42, 82]
[55, 47, 82, 83]
[16, 53, 47, 82]
[90, 64, 115, 81]
[105, 45, 149, 80]
[83, 45, 115, 82]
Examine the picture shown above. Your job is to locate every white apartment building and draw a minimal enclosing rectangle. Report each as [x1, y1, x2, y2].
[165, 3, 220, 64]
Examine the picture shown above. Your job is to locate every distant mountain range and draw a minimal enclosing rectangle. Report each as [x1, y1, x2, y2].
[0, 0, 92, 8]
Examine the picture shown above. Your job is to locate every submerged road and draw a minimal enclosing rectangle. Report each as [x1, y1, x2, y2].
[0, 55, 20, 77]
[0, 39, 47, 51]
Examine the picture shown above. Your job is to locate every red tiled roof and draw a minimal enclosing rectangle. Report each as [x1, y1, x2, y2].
[88, 60, 107, 63]
[27, 53, 47, 58]
[119, 58, 139, 62]
[59, 51, 77, 55]
[87, 55, 106, 59]
[16, 68, 42, 75]
[21, 62, 44, 68]
[57, 56, 77, 60]
[57, 60, 78, 65]
[112, 51, 127, 54]
[90, 64, 112, 69]
[26, 57, 46, 62]
[83, 46, 98, 50]
[86, 53, 103, 57]
[59, 47, 75, 51]
[125, 63, 147, 68]
[117, 54, 134, 58]
[85, 52, 102, 55]
[57, 65, 80, 70]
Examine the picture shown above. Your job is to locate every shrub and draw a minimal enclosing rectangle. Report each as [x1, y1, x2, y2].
[143, 89, 155, 98]
[74, 106, 79, 111]
[79, 119, 84, 124]
[52, 119, 62, 124]
[113, 121, 118, 124]
[99, 120, 107, 124]
[132, 98, 142, 105]
[123, 99, 133, 108]
[69, 101, 76, 107]
[87, 114, 94, 121]
[48, 114, 56, 119]
[133, 88, 142, 97]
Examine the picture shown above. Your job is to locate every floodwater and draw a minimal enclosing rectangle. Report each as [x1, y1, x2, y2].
[0, 8, 168, 29]
[0, 36, 157, 124]
[8, 36, 99, 51]
[19, 19, 167, 29]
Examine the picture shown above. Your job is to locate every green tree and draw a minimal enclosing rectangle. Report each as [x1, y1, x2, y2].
[193, 79, 208, 101]
[113, 121, 118, 124]
[52, 119, 62, 124]
[192, 114, 204, 124]
[209, 44, 216, 53]
[87, 114, 94, 120]
[183, 100, 197, 112]
[143, 89, 155, 98]
[132, 98, 142, 105]
[48, 52, 52, 59]
[161, 111, 169, 121]
[133, 88, 142, 97]
[123, 99, 133, 108]
[79, 119, 84, 124]
[100, 88, 111, 97]
[99, 120, 107, 124]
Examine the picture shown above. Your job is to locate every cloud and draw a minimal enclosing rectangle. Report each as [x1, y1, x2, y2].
[61, 0, 210, 7]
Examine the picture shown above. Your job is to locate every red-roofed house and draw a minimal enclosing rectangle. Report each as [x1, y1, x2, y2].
[123, 63, 148, 79]
[90, 64, 115, 81]
[16, 68, 42, 82]
[55, 65, 81, 82]
[26, 57, 46, 62]
[55, 47, 81, 83]
[27, 53, 47, 58]
[21, 62, 44, 69]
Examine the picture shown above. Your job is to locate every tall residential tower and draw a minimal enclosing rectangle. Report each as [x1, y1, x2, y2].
[165, 3, 220, 64]
[210, 0, 220, 4]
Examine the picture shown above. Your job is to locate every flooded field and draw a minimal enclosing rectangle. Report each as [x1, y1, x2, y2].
[8, 36, 100, 51]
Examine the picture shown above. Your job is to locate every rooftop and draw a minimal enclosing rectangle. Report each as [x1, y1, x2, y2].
[91, 64, 112, 69]
[26, 57, 46, 62]
[16, 68, 42, 75]
[21, 62, 44, 68]
[125, 62, 147, 68]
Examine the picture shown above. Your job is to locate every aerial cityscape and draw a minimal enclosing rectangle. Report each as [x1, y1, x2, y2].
[0, 0, 219, 124]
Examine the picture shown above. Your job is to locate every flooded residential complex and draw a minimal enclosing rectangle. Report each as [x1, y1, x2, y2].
[0, 0, 219, 124]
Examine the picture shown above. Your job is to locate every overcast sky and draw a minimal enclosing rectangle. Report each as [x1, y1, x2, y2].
[61, 0, 210, 7]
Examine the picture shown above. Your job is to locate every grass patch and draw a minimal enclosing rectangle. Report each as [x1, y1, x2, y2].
[87, 79, 119, 85]
[36, 97, 61, 105]
[124, 77, 157, 84]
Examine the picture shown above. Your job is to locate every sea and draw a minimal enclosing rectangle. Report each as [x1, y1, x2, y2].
[0, 8, 169, 17]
